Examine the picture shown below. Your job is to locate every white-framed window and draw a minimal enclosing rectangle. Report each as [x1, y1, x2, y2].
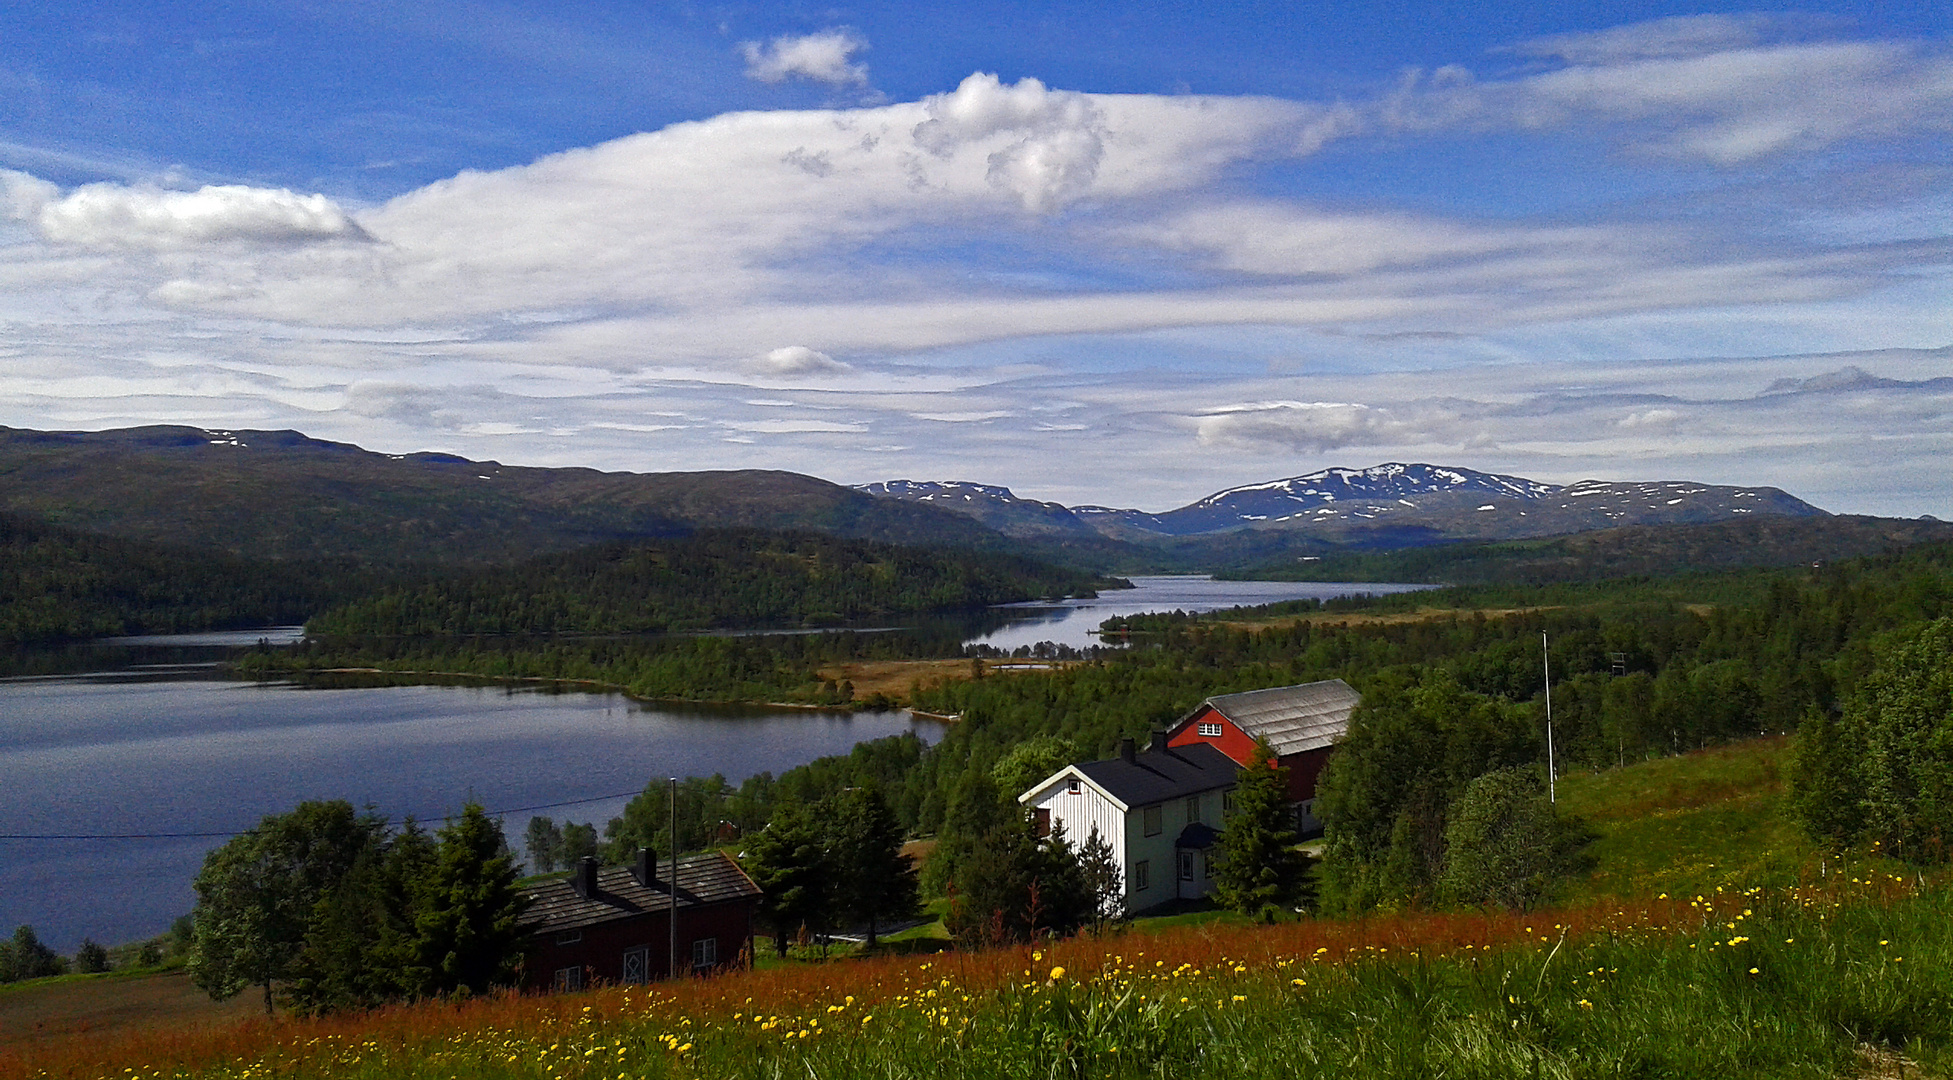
[692, 937, 718, 969]
[1142, 805, 1163, 836]
[621, 946, 649, 985]
[1223, 791, 1236, 817]
[1131, 860, 1150, 892]
[554, 966, 584, 992]
[1177, 851, 1194, 881]
[554, 930, 582, 946]
[1198, 721, 1224, 737]
[1203, 852, 1214, 878]
[1185, 795, 1201, 823]
[1066, 777, 1081, 795]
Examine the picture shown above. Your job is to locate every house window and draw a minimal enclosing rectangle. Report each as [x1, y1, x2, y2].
[1177, 851, 1194, 881]
[692, 937, 718, 969]
[1186, 795, 1201, 823]
[1203, 852, 1214, 878]
[553, 966, 584, 992]
[1198, 722, 1224, 737]
[1066, 777, 1081, 795]
[1034, 807, 1052, 838]
[621, 946, 649, 985]
[1131, 860, 1150, 892]
[553, 930, 582, 946]
[1142, 805, 1162, 836]
[1223, 791, 1236, 817]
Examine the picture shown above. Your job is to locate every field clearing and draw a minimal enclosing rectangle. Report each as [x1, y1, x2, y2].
[815, 658, 1080, 704]
[0, 971, 256, 1048]
[1211, 606, 1554, 631]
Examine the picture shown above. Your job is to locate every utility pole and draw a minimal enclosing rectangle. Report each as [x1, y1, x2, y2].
[668, 776, 679, 980]
[1542, 632, 1556, 804]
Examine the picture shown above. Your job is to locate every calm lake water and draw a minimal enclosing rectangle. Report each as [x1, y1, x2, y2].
[0, 575, 1424, 951]
[968, 575, 1429, 652]
[0, 671, 938, 952]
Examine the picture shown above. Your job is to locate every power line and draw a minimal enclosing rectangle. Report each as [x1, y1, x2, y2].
[0, 788, 653, 842]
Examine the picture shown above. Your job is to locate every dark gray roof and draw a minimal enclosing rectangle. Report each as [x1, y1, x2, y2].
[1075, 742, 1238, 808]
[1200, 679, 1361, 757]
[520, 851, 760, 935]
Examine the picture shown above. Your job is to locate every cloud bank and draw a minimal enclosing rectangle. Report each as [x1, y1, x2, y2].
[0, 16, 1949, 517]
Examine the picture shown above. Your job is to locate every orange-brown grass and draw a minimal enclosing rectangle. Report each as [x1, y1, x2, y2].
[11, 877, 1897, 1080]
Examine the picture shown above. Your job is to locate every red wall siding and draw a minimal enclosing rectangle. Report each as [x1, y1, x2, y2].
[1281, 746, 1333, 803]
[1166, 705, 1259, 765]
[520, 900, 755, 990]
[1169, 707, 1335, 803]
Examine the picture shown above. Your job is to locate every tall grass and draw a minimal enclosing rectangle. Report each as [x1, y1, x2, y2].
[7, 864, 1944, 1080]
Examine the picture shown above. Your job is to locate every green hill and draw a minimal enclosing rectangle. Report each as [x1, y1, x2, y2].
[0, 425, 1008, 565]
[305, 529, 1119, 636]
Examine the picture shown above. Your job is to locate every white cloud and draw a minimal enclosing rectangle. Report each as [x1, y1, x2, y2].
[740, 29, 869, 88]
[1510, 14, 1780, 64]
[914, 73, 1106, 211]
[27, 182, 363, 249]
[748, 345, 852, 376]
[1194, 401, 1449, 452]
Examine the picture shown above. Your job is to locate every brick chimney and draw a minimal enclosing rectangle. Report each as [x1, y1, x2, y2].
[1149, 727, 1169, 752]
[1119, 736, 1137, 764]
[633, 846, 659, 888]
[570, 856, 599, 898]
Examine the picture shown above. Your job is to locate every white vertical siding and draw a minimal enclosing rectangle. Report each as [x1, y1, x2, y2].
[1026, 773, 1127, 883]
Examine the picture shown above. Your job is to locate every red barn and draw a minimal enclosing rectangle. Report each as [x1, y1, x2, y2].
[519, 849, 760, 991]
[1165, 679, 1362, 833]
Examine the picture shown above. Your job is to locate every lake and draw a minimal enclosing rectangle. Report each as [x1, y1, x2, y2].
[0, 574, 1423, 951]
[968, 574, 1428, 653]
[0, 670, 938, 952]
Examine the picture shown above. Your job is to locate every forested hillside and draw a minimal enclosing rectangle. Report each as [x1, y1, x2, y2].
[304, 529, 1118, 637]
[0, 512, 387, 645]
[1224, 513, 1953, 584]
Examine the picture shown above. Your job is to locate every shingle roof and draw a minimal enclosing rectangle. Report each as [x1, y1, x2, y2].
[1074, 742, 1239, 808]
[520, 851, 760, 935]
[1200, 679, 1361, 757]
[1175, 822, 1220, 849]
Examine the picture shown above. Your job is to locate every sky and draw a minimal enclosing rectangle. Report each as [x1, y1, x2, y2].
[0, 2, 1948, 516]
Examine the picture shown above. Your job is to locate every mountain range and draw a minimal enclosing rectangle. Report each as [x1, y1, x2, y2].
[856, 463, 1827, 546]
[3, 424, 1924, 583]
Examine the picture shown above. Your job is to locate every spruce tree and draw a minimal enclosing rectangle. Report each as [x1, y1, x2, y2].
[826, 787, 919, 948]
[744, 802, 834, 957]
[412, 805, 529, 996]
[1213, 739, 1306, 915]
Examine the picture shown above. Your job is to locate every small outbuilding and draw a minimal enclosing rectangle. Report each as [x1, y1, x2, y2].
[518, 848, 761, 991]
[1164, 678, 1362, 833]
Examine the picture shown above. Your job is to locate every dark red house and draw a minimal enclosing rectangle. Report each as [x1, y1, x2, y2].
[1165, 678, 1362, 833]
[518, 849, 761, 991]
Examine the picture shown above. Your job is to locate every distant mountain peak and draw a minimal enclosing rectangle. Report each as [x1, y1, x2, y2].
[858, 461, 1826, 544]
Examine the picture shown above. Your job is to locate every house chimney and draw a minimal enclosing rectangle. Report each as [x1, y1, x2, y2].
[633, 846, 659, 888]
[1119, 737, 1137, 764]
[1149, 727, 1169, 752]
[571, 856, 599, 898]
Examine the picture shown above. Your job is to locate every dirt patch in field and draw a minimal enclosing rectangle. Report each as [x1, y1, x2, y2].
[0, 970, 258, 1046]
[816, 659, 1081, 704]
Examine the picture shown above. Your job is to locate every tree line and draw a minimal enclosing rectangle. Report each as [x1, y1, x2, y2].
[304, 529, 1116, 637]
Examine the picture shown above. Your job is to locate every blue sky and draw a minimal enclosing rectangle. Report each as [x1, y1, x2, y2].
[0, 3, 1948, 514]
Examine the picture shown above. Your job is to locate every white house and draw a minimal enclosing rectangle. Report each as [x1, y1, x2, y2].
[1017, 735, 1239, 914]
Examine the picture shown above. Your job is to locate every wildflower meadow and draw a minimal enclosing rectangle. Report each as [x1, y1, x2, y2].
[8, 862, 1947, 1080]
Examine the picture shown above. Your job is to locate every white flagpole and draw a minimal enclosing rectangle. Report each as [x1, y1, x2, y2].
[1542, 631, 1556, 804]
